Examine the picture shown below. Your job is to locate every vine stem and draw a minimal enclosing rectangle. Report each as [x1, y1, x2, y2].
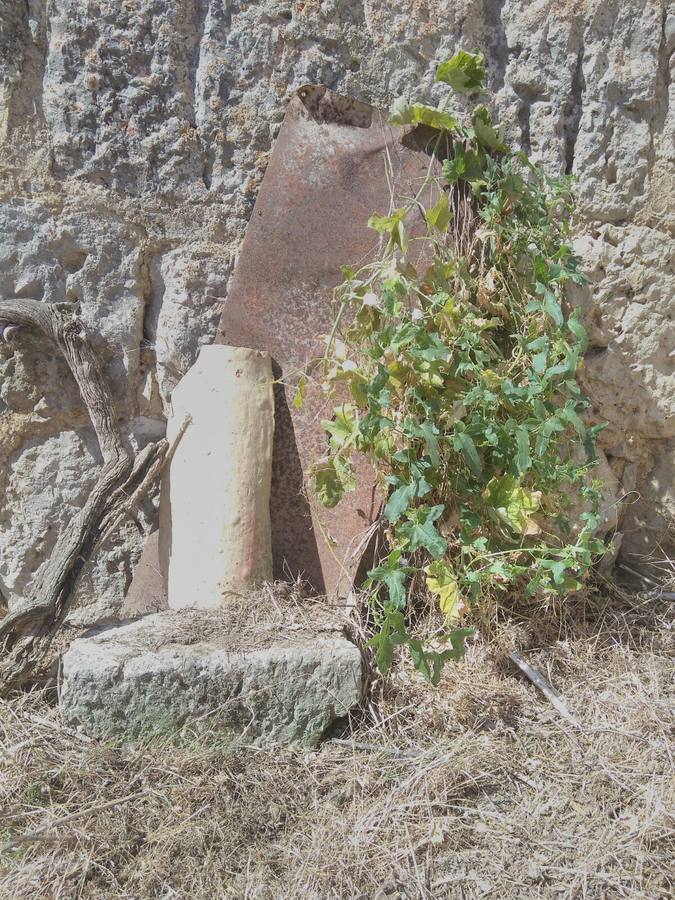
[0, 298, 167, 693]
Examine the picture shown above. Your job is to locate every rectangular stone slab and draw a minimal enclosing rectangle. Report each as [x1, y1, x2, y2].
[216, 85, 439, 596]
[60, 610, 362, 748]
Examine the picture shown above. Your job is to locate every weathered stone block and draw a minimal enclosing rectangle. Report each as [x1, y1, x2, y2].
[59, 610, 362, 748]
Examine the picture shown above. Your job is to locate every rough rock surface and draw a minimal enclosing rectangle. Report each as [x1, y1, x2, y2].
[59, 610, 363, 747]
[0, 0, 673, 619]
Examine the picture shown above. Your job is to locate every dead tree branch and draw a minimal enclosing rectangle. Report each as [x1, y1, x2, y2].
[0, 298, 167, 693]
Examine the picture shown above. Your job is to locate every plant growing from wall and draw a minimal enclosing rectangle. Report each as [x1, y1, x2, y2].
[306, 52, 605, 682]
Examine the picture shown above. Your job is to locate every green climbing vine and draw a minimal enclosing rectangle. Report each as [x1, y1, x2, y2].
[303, 51, 605, 683]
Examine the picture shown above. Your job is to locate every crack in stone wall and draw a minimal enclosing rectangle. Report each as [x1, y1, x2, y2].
[0, 0, 673, 620]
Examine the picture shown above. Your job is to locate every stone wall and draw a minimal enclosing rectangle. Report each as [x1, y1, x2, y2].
[0, 0, 673, 619]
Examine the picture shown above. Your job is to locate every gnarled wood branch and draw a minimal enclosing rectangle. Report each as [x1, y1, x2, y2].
[0, 298, 167, 693]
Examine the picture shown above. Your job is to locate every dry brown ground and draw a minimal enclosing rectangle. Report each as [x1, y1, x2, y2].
[0, 583, 673, 899]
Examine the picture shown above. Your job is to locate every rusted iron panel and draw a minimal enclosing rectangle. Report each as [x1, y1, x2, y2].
[216, 86, 438, 596]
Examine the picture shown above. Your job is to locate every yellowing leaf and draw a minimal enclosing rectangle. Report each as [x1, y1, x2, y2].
[312, 457, 356, 508]
[386, 359, 408, 389]
[484, 475, 542, 535]
[321, 404, 357, 452]
[425, 560, 463, 620]
[425, 194, 452, 231]
[293, 376, 306, 409]
[481, 369, 503, 390]
[389, 98, 459, 132]
[368, 208, 409, 252]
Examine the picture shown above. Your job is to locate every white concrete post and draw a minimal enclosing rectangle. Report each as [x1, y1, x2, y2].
[159, 345, 274, 608]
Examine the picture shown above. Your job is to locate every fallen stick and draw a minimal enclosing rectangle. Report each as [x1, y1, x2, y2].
[509, 650, 580, 728]
[617, 562, 660, 587]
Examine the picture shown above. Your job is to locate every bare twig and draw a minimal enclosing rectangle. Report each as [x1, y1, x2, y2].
[509, 651, 580, 728]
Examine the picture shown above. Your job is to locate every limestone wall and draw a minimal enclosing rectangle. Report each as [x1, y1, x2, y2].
[0, 0, 672, 619]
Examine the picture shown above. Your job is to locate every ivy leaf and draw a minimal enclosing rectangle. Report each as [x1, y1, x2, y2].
[425, 560, 462, 620]
[436, 50, 486, 93]
[472, 105, 506, 151]
[312, 458, 355, 509]
[365, 550, 412, 608]
[484, 474, 541, 535]
[501, 171, 525, 201]
[397, 505, 448, 558]
[408, 640, 432, 680]
[425, 194, 452, 231]
[370, 629, 394, 674]
[384, 479, 427, 523]
[443, 144, 485, 187]
[543, 292, 564, 326]
[515, 426, 531, 475]
[368, 208, 409, 252]
[321, 404, 357, 452]
[417, 420, 441, 468]
[367, 607, 407, 672]
[445, 627, 476, 662]
[453, 431, 482, 476]
[389, 98, 459, 132]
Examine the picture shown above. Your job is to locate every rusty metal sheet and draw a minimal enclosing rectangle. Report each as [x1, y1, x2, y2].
[216, 86, 440, 597]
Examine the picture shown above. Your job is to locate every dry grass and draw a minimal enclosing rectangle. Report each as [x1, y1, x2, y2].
[0, 585, 673, 899]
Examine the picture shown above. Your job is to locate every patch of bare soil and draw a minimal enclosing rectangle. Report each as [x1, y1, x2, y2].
[0, 585, 672, 899]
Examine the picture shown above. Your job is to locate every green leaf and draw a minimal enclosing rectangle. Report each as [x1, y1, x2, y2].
[418, 420, 440, 468]
[366, 550, 412, 608]
[559, 403, 586, 438]
[535, 283, 564, 326]
[293, 376, 306, 410]
[453, 432, 482, 477]
[567, 310, 588, 351]
[472, 105, 506, 151]
[384, 481, 416, 523]
[515, 426, 531, 475]
[535, 417, 565, 457]
[425, 560, 462, 620]
[313, 458, 354, 509]
[409, 640, 432, 681]
[321, 404, 357, 452]
[446, 627, 476, 661]
[436, 50, 486, 93]
[443, 144, 485, 186]
[389, 98, 459, 132]
[500, 171, 525, 201]
[425, 193, 452, 231]
[397, 505, 448, 558]
[367, 607, 407, 673]
[532, 349, 548, 374]
[368, 208, 409, 252]
[371, 630, 394, 673]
